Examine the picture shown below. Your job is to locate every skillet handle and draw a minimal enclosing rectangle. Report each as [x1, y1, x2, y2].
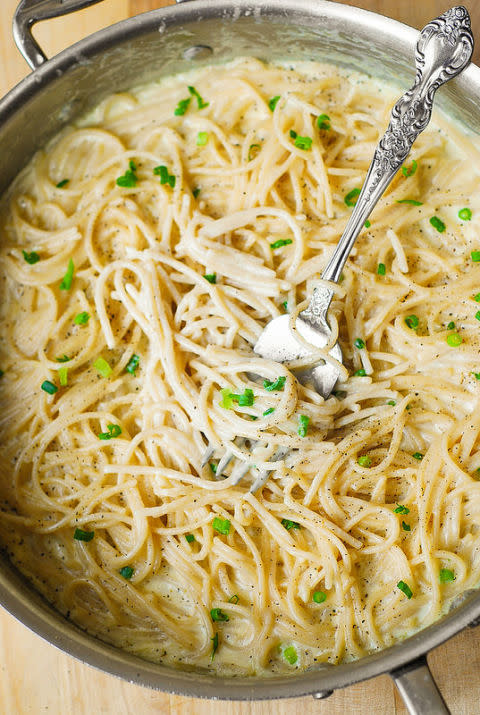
[13, 0, 106, 69]
[390, 655, 450, 715]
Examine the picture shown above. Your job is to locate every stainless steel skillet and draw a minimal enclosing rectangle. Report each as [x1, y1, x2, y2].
[2, 1, 480, 713]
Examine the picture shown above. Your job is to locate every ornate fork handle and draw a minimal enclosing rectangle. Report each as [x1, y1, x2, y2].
[301, 6, 473, 325]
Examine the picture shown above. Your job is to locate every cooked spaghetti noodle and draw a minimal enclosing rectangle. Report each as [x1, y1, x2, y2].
[0, 57, 479, 675]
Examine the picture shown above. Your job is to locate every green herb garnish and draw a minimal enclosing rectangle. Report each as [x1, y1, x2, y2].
[248, 143, 261, 161]
[41, 380, 57, 395]
[228, 594, 239, 604]
[354, 338, 365, 349]
[98, 423, 122, 440]
[93, 357, 112, 378]
[56, 179, 69, 188]
[396, 199, 423, 205]
[73, 528, 94, 542]
[394, 504, 410, 514]
[364, 220, 371, 228]
[472, 251, 480, 262]
[263, 376, 286, 392]
[270, 238, 292, 250]
[212, 517, 231, 535]
[317, 113, 331, 130]
[263, 407, 275, 416]
[59, 258, 74, 290]
[458, 208, 472, 221]
[387, 400, 396, 406]
[210, 608, 229, 622]
[58, 367, 68, 387]
[447, 321, 455, 330]
[430, 216, 446, 233]
[185, 533, 195, 543]
[192, 187, 201, 199]
[204, 273, 217, 284]
[268, 95, 281, 112]
[116, 159, 138, 188]
[281, 518, 300, 531]
[282, 645, 298, 665]
[402, 160, 417, 177]
[377, 263, 386, 275]
[345, 188, 360, 207]
[446, 333, 462, 347]
[354, 368, 366, 376]
[196, 131, 209, 146]
[56, 355, 71, 363]
[209, 462, 217, 474]
[74, 311, 89, 325]
[153, 165, 176, 188]
[174, 97, 191, 116]
[292, 134, 312, 151]
[412, 452, 423, 461]
[312, 591, 327, 603]
[125, 354, 140, 376]
[22, 250, 40, 264]
[119, 566, 134, 579]
[402, 521, 411, 532]
[439, 568, 455, 583]
[357, 455, 372, 468]
[188, 85, 209, 109]
[397, 580, 413, 599]
[211, 632, 219, 660]
[405, 314, 419, 330]
[298, 414, 310, 437]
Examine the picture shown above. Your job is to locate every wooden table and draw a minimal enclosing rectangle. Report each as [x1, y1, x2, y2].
[1, 1, 480, 713]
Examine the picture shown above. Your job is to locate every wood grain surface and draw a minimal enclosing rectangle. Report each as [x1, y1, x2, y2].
[1, 1, 480, 713]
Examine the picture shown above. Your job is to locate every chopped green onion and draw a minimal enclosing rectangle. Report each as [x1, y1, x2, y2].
[196, 131, 209, 146]
[394, 504, 410, 514]
[412, 452, 423, 461]
[405, 314, 419, 330]
[458, 207, 472, 221]
[210, 608, 229, 622]
[354, 368, 367, 376]
[317, 113, 331, 130]
[249, 415, 258, 421]
[446, 333, 462, 347]
[56, 355, 71, 363]
[268, 95, 281, 112]
[153, 165, 175, 188]
[396, 199, 423, 205]
[58, 367, 68, 387]
[220, 387, 254, 408]
[364, 220, 371, 228]
[282, 645, 298, 665]
[125, 354, 140, 376]
[22, 250, 40, 264]
[192, 187, 201, 199]
[119, 566, 134, 579]
[248, 143, 261, 161]
[439, 568, 455, 583]
[476, 311, 480, 322]
[238, 388, 254, 406]
[293, 134, 313, 150]
[204, 273, 217, 284]
[0, 370, 4, 378]
[185, 533, 195, 543]
[228, 594, 239, 604]
[270, 238, 293, 250]
[345, 188, 360, 207]
[447, 321, 455, 330]
[219, 388, 234, 409]
[263, 376, 286, 391]
[402, 160, 417, 177]
[298, 414, 310, 437]
[289, 130, 297, 139]
[263, 407, 275, 416]
[354, 338, 365, 349]
[471, 251, 480, 262]
[41, 380, 57, 395]
[116, 160, 138, 188]
[93, 357, 112, 378]
[357, 455, 372, 468]
[430, 216, 446, 233]
[282, 301, 288, 311]
[174, 97, 191, 116]
[59, 258, 74, 290]
[473, 293, 480, 302]
[212, 517, 231, 535]
[397, 580, 413, 599]
[281, 518, 300, 531]
[473, 372, 480, 380]
[377, 263, 386, 275]
[98, 423, 122, 440]
[211, 632, 219, 660]
[312, 591, 327, 603]
[188, 85, 209, 109]
[402, 521, 411, 531]
[387, 400, 396, 406]
[74, 311, 90, 325]
[56, 179, 69, 188]
[209, 462, 217, 474]
[73, 528, 94, 542]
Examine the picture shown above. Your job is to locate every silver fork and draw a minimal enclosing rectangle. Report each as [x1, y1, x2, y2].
[202, 6, 474, 490]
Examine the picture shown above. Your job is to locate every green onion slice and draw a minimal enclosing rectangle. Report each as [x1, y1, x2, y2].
[119, 566, 134, 579]
[402, 521, 411, 531]
[446, 333, 462, 347]
[58, 367, 68, 387]
[357, 455, 372, 468]
[73, 528, 94, 542]
[174, 97, 191, 116]
[377, 263, 386, 275]
[212, 517, 231, 535]
[394, 504, 410, 514]
[41, 380, 57, 395]
[472, 251, 480, 262]
[298, 414, 310, 437]
[396, 199, 423, 205]
[210, 608, 229, 622]
[74, 311, 89, 325]
[270, 238, 292, 250]
[281, 518, 300, 531]
[98, 423, 122, 440]
[153, 165, 176, 188]
[430, 216, 446, 233]
[282, 645, 298, 665]
[185, 533, 195, 543]
[439, 568, 455, 583]
[228, 594, 239, 604]
[56, 179, 69, 188]
[312, 590, 327, 603]
[93, 357, 112, 378]
[397, 580, 413, 599]
[188, 85, 209, 109]
[402, 159, 417, 177]
[196, 131, 209, 146]
[59, 258, 74, 290]
[404, 314, 419, 330]
[116, 160, 138, 188]
[345, 188, 360, 207]
[412, 452, 423, 460]
[268, 95, 281, 112]
[125, 354, 140, 375]
[248, 143, 261, 161]
[458, 207, 472, 221]
[204, 273, 217, 284]
[211, 632, 219, 660]
[22, 250, 40, 264]
[263, 376, 286, 391]
[317, 113, 331, 130]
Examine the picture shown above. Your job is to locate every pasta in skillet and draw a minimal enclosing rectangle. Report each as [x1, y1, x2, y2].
[0, 57, 480, 675]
